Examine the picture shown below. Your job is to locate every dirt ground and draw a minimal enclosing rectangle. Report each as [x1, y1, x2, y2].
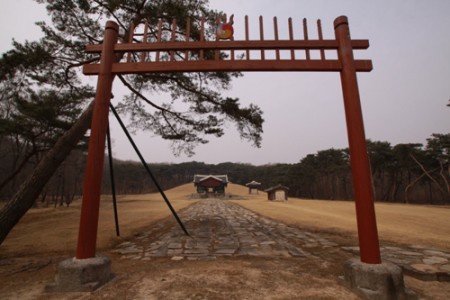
[1, 183, 450, 299]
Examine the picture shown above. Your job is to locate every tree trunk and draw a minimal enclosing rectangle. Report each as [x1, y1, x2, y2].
[428, 181, 433, 204]
[0, 148, 37, 193]
[410, 154, 448, 199]
[0, 101, 94, 246]
[439, 161, 450, 196]
[404, 173, 427, 204]
[389, 172, 399, 202]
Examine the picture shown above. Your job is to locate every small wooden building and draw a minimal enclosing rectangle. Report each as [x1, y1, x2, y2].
[264, 184, 289, 201]
[245, 180, 261, 194]
[193, 175, 229, 195]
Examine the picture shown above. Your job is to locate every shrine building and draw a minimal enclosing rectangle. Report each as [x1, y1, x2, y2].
[193, 175, 229, 195]
[246, 180, 261, 194]
[265, 184, 289, 201]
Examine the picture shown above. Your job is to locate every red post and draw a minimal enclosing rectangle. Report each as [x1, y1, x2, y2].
[334, 16, 381, 264]
[76, 21, 118, 259]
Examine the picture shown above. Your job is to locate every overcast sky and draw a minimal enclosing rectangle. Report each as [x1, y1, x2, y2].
[1, 0, 449, 165]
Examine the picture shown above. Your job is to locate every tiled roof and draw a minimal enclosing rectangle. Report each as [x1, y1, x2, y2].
[246, 180, 261, 186]
[264, 184, 289, 192]
[193, 174, 229, 184]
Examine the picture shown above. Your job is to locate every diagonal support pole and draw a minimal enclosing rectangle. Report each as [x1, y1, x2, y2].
[106, 125, 120, 237]
[109, 104, 190, 236]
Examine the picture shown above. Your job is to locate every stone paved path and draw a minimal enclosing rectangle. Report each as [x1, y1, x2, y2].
[111, 199, 336, 260]
[111, 198, 450, 282]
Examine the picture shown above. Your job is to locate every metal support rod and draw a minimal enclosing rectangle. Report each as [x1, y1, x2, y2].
[107, 125, 120, 237]
[76, 21, 118, 259]
[334, 16, 381, 264]
[109, 104, 190, 236]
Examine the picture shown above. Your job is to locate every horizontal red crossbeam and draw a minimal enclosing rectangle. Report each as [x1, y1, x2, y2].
[83, 59, 372, 75]
[85, 39, 369, 53]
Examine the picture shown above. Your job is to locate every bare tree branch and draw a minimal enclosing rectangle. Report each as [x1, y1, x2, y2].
[410, 153, 448, 197]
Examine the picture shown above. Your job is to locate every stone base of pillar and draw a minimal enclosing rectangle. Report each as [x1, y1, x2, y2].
[46, 255, 112, 292]
[343, 258, 416, 300]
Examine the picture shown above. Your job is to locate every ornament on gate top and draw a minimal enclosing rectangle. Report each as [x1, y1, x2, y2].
[216, 14, 234, 40]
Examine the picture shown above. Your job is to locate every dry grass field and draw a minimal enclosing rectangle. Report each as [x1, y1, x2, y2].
[1, 184, 198, 257]
[228, 184, 450, 251]
[1, 183, 449, 299]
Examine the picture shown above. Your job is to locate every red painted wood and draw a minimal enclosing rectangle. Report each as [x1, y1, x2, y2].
[334, 16, 381, 264]
[83, 59, 372, 75]
[79, 16, 381, 265]
[76, 21, 118, 259]
[85, 39, 370, 53]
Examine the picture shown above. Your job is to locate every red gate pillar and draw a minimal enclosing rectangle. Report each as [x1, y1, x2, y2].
[76, 21, 118, 259]
[334, 16, 381, 264]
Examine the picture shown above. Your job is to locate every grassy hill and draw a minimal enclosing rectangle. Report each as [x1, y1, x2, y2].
[1, 182, 449, 258]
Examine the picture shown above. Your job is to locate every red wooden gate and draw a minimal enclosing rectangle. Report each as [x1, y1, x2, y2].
[79, 15, 381, 264]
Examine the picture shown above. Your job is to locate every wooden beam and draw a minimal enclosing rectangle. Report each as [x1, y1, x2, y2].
[85, 39, 370, 53]
[83, 59, 372, 75]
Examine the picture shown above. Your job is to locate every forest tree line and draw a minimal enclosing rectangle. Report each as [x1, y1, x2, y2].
[0, 0, 448, 248]
[1, 133, 448, 206]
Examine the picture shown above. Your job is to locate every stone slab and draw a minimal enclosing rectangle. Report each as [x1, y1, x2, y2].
[46, 255, 112, 292]
[343, 258, 407, 300]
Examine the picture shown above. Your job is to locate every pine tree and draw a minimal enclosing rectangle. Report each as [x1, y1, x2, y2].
[0, 0, 264, 245]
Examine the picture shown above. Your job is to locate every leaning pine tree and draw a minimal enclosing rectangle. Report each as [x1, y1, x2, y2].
[0, 0, 264, 245]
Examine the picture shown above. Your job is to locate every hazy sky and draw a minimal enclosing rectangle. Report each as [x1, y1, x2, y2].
[1, 0, 449, 165]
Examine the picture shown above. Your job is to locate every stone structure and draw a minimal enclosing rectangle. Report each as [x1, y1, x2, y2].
[46, 255, 112, 292]
[343, 258, 408, 300]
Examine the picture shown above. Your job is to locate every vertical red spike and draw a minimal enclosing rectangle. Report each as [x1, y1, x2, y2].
[245, 15, 250, 60]
[170, 18, 176, 61]
[230, 17, 235, 61]
[288, 17, 295, 60]
[317, 19, 325, 60]
[274, 17, 280, 60]
[141, 20, 149, 62]
[259, 16, 265, 60]
[303, 18, 310, 60]
[156, 19, 162, 62]
[215, 16, 220, 61]
[127, 23, 135, 62]
[200, 17, 204, 60]
[185, 17, 191, 61]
